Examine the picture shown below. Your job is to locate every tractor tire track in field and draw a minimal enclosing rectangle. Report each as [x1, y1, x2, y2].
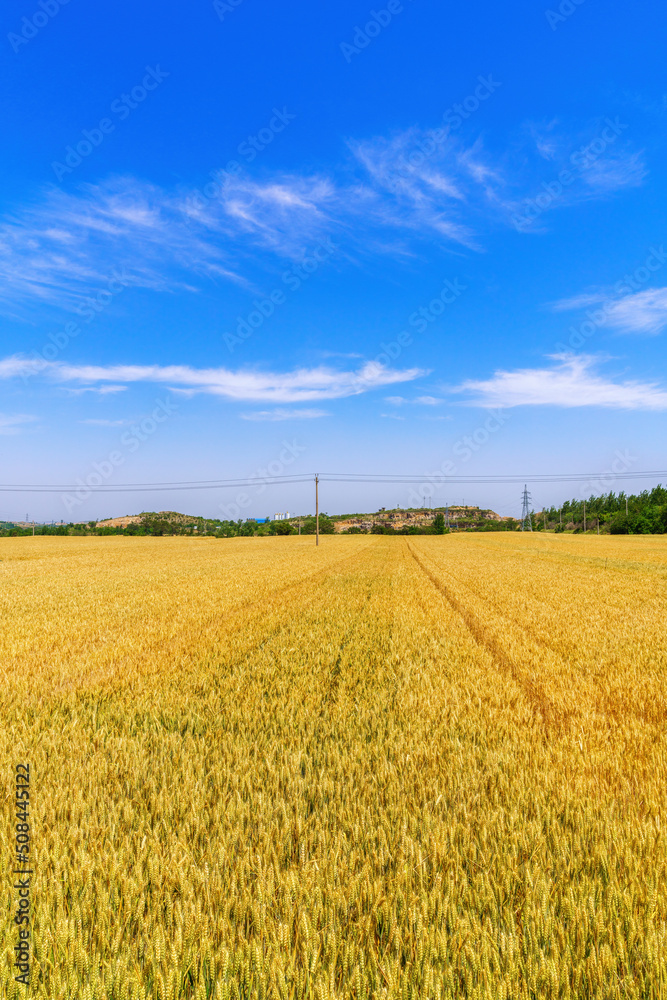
[321, 578, 377, 710]
[50, 543, 376, 698]
[406, 541, 562, 730]
[227, 563, 379, 723]
[435, 563, 655, 728]
[146, 546, 370, 649]
[411, 543, 667, 733]
[426, 563, 625, 727]
[433, 563, 565, 660]
[213, 545, 383, 695]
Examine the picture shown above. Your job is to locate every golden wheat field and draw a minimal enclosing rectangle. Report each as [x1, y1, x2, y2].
[2, 533, 667, 1000]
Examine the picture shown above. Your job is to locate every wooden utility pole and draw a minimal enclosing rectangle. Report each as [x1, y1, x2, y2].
[315, 475, 319, 547]
[583, 499, 587, 532]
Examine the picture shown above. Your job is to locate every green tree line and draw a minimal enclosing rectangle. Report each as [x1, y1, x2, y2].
[542, 485, 667, 534]
[0, 512, 338, 538]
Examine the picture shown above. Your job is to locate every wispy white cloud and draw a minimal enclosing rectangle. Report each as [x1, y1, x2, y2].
[0, 175, 328, 314]
[240, 408, 329, 421]
[605, 287, 667, 333]
[349, 130, 506, 248]
[340, 120, 646, 241]
[523, 120, 648, 194]
[554, 286, 667, 335]
[414, 395, 442, 405]
[0, 154, 488, 317]
[582, 150, 647, 192]
[66, 385, 129, 395]
[526, 119, 560, 161]
[80, 418, 132, 426]
[384, 394, 443, 406]
[551, 292, 607, 311]
[0, 166, 455, 315]
[0, 356, 425, 403]
[188, 173, 337, 258]
[0, 177, 248, 313]
[453, 354, 667, 410]
[0, 413, 37, 435]
[509, 119, 647, 231]
[0, 115, 647, 317]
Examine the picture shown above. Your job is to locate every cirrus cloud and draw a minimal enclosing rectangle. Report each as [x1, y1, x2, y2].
[452, 354, 667, 410]
[0, 413, 37, 435]
[240, 408, 329, 421]
[554, 286, 667, 336]
[0, 355, 425, 404]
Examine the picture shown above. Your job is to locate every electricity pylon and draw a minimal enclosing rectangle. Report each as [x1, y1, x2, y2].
[521, 485, 533, 531]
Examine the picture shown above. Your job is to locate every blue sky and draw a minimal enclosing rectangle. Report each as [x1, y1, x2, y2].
[1, 0, 666, 521]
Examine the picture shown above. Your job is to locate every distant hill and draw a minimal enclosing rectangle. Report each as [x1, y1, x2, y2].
[331, 506, 506, 532]
[97, 511, 199, 528]
[1, 504, 516, 538]
[88, 505, 514, 537]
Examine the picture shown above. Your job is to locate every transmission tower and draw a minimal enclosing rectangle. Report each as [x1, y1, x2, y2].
[520, 485, 533, 531]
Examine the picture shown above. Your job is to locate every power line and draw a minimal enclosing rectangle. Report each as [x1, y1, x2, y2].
[318, 471, 667, 484]
[0, 475, 314, 494]
[0, 469, 666, 493]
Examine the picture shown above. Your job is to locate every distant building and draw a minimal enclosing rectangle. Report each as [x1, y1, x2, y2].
[273, 512, 290, 521]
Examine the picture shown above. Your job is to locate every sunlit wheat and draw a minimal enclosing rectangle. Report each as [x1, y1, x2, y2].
[1, 533, 666, 998]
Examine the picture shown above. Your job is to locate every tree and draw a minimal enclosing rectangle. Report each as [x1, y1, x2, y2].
[432, 513, 446, 534]
[301, 515, 334, 535]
